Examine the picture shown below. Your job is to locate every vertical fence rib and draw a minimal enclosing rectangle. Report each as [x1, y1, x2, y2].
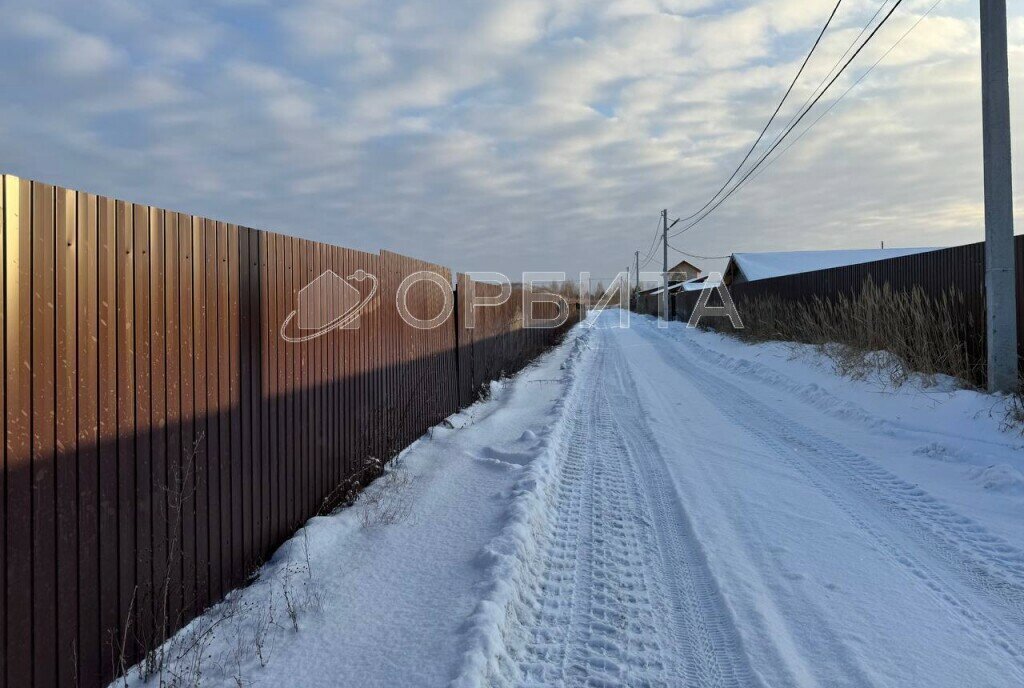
[146, 207, 166, 659]
[55, 188, 79, 687]
[131, 203, 151, 663]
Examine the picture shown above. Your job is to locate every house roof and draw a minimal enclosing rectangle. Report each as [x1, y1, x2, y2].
[679, 275, 721, 292]
[668, 259, 700, 274]
[727, 247, 940, 283]
[641, 276, 721, 296]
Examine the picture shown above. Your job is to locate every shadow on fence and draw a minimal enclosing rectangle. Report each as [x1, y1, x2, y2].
[0, 173, 580, 688]
[4, 318, 578, 688]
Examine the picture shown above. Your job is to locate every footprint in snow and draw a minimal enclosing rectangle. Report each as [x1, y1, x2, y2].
[473, 446, 535, 468]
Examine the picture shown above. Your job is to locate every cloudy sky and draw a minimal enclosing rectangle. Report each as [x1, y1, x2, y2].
[1, 0, 1021, 280]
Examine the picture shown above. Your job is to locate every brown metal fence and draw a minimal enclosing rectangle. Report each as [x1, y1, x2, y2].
[634, 290, 661, 318]
[658, 237, 1024, 384]
[455, 277, 575, 402]
[0, 174, 579, 688]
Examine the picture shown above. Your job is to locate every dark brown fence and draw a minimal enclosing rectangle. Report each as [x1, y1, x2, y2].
[658, 237, 1024, 383]
[0, 174, 579, 688]
[455, 277, 574, 402]
[634, 290, 661, 319]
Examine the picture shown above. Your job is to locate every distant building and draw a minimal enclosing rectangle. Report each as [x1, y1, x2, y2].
[634, 274, 719, 319]
[666, 259, 701, 284]
[722, 247, 940, 285]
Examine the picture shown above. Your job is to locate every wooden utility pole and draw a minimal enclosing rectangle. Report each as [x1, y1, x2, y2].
[980, 0, 1018, 392]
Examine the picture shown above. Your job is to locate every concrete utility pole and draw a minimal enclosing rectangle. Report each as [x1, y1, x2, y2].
[634, 250, 640, 295]
[980, 0, 1018, 392]
[661, 209, 669, 320]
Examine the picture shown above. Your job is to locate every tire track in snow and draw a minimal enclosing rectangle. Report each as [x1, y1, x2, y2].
[676, 330, 1024, 583]
[485, 331, 757, 687]
[602, 336, 762, 688]
[495, 342, 675, 686]
[632, 321, 1024, 678]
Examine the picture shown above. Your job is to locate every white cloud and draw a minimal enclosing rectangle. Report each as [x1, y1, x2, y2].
[0, 0, 1021, 279]
[11, 10, 122, 76]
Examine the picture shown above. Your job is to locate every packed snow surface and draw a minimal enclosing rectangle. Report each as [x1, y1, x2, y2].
[126, 310, 1024, 687]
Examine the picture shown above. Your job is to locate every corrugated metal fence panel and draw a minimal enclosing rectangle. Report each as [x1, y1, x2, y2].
[453, 276, 581, 400]
[5, 175, 31, 688]
[55, 188, 78, 687]
[32, 182, 57, 688]
[0, 175, 582, 688]
[79, 195, 105, 685]
[0, 176, 5, 688]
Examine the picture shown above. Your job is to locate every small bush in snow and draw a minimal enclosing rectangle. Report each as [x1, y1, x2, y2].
[358, 458, 414, 527]
[1001, 381, 1024, 434]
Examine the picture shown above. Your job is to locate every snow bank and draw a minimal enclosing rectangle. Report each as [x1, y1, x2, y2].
[968, 464, 1024, 495]
[450, 326, 594, 687]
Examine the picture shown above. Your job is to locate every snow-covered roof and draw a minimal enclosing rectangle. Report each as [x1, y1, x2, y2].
[680, 276, 721, 292]
[642, 275, 721, 296]
[729, 247, 940, 283]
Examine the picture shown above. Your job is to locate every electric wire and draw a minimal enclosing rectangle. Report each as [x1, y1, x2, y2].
[671, 0, 905, 239]
[666, 241, 732, 261]
[747, 0, 944, 186]
[768, 0, 893, 154]
[637, 215, 666, 270]
[677, 0, 846, 224]
[637, 0, 936, 274]
[638, 215, 664, 268]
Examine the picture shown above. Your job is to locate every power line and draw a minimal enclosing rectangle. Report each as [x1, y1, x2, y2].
[747, 0, 944, 186]
[639, 219, 662, 264]
[768, 0, 893, 153]
[677, 0, 845, 225]
[655, 0, 939, 268]
[639, 249, 659, 270]
[666, 241, 732, 261]
[667, 0, 934, 261]
[638, 214, 664, 262]
[638, 215, 664, 269]
[670, 0, 908, 238]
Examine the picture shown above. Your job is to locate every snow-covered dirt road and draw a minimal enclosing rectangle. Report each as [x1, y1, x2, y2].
[480, 324, 757, 688]
[132, 311, 1024, 688]
[593, 315, 1024, 688]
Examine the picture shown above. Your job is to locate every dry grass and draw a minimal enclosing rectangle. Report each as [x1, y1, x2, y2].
[1003, 382, 1024, 434]
[707, 280, 1024, 433]
[358, 458, 415, 528]
[120, 522, 325, 688]
[710, 279, 984, 389]
[113, 433, 207, 687]
[111, 433, 326, 688]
